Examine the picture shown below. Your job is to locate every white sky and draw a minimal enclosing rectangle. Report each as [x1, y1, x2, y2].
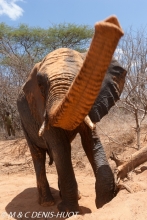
[0, 0, 23, 20]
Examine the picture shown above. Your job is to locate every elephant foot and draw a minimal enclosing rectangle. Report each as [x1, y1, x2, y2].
[40, 200, 55, 207]
[57, 201, 80, 214]
[96, 191, 114, 209]
[95, 165, 115, 208]
[39, 194, 55, 207]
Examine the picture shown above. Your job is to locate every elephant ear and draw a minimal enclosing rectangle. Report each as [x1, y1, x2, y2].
[89, 59, 127, 123]
[23, 62, 45, 123]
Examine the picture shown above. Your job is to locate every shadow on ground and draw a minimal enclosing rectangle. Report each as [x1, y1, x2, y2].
[5, 187, 91, 220]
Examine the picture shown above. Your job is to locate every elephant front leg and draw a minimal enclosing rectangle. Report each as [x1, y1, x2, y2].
[46, 128, 80, 213]
[58, 178, 81, 200]
[80, 124, 115, 208]
[93, 136, 115, 208]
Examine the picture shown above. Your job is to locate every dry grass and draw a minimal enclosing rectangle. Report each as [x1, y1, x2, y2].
[97, 105, 147, 161]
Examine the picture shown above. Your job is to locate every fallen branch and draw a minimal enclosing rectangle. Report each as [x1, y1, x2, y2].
[111, 145, 147, 179]
[111, 146, 147, 193]
[117, 182, 133, 193]
[110, 152, 125, 166]
[2, 162, 26, 167]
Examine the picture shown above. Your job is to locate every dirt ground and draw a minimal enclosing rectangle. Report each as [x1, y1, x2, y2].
[0, 117, 147, 220]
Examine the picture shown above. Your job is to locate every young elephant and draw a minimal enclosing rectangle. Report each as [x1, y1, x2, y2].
[17, 16, 125, 213]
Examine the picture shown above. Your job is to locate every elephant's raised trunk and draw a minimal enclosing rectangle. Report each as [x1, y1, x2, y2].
[47, 16, 124, 130]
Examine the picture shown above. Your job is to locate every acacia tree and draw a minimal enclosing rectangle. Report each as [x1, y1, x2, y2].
[44, 23, 93, 51]
[116, 27, 147, 150]
[0, 22, 93, 134]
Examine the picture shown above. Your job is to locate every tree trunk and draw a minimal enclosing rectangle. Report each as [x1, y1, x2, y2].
[111, 146, 147, 179]
[134, 109, 141, 150]
[136, 126, 141, 150]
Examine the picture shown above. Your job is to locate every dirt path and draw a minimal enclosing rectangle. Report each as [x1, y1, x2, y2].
[1, 170, 147, 220]
[0, 173, 97, 220]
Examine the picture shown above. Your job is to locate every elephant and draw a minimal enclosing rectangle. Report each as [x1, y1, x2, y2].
[17, 16, 126, 213]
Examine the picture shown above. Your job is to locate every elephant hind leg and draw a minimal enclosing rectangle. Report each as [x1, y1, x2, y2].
[30, 145, 55, 206]
[22, 123, 54, 206]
